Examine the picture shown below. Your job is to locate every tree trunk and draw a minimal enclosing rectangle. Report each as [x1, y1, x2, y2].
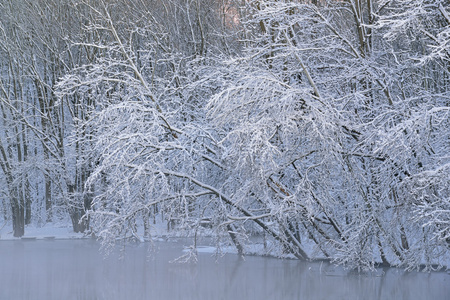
[11, 192, 25, 237]
[70, 207, 86, 233]
[68, 184, 88, 233]
[45, 177, 52, 222]
[227, 224, 244, 256]
[25, 187, 32, 225]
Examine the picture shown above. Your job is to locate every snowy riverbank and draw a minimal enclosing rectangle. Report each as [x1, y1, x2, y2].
[0, 221, 199, 241]
[0, 223, 84, 240]
[2, 222, 449, 272]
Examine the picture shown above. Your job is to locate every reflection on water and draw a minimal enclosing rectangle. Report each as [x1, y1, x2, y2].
[0, 239, 448, 300]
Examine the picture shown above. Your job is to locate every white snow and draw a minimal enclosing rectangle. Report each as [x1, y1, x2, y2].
[0, 223, 84, 240]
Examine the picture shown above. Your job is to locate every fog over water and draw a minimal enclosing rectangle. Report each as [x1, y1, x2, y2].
[0, 240, 448, 300]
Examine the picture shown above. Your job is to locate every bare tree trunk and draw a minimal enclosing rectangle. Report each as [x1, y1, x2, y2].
[227, 224, 244, 256]
[45, 177, 52, 222]
[11, 190, 25, 237]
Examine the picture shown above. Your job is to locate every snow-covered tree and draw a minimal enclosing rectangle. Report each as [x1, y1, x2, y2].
[201, 0, 450, 269]
[1, 0, 447, 270]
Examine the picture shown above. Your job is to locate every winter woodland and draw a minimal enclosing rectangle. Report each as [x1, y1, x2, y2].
[0, 0, 449, 270]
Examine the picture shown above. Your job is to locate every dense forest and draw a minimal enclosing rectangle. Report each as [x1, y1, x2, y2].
[0, 0, 449, 270]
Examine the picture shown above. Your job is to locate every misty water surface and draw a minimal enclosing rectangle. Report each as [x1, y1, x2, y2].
[0, 239, 448, 300]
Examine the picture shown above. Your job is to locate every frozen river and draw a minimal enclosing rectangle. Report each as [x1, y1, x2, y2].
[0, 239, 448, 300]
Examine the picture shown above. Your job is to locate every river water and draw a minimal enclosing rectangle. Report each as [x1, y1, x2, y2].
[0, 239, 448, 300]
